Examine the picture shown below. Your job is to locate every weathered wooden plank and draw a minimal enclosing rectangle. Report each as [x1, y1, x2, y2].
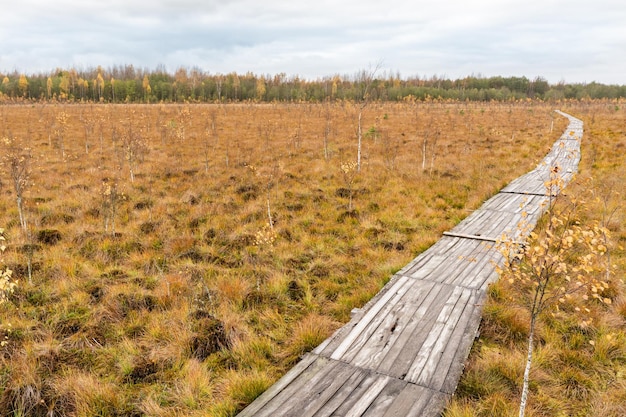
[238, 112, 583, 417]
[341, 374, 392, 417]
[339, 279, 418, 363]
[361, 378, 408, 417]
[375, 282, 450, 375]
[443, 230, 498, 243]
[401, 237, 497, 289]
[501, 169, 551, 195]
[444, 239, 494, 286]
[314, 274, 407, 356]
[237, 353, 319, 417]
[440, 290, 489, 394]
[427, 289, 484, 392]
[248, 356, 340, 417]
[310, 365, 369, 416]
[382, 384, 450, 417]
[329, 276, 414, 361]
[406, 286, 471, 384]
[383, 286, 462, 382]
[294, 360, 360, 417]
[327, 372, 388, 416]
[350, 280, 440, 370]
[396, 236, 459, 276]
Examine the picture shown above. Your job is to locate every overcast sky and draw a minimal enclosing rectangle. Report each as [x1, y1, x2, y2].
[1, 0, 624, 84]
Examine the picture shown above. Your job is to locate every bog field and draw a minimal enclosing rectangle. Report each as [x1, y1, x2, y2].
[0, 101, 624, 416]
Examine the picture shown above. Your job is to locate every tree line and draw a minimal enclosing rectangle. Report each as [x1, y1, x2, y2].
[1, 65, 625, 103]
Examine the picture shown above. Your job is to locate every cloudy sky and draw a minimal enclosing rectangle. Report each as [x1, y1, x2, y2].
[1, 0, 624, 84]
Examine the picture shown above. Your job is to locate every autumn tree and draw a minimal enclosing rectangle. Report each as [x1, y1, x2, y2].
[1, 137, 31, 232]
[96, 72, 105, 101]
[82, 113, 96, 154]
[1, 77, 9, 95]
[54, 111, 69, 159]
[59, 73, 70, 100]
[1, 228, 18, 347]
[256, 76, 266, 101]
[18, 74, 29, 98]
[46, 77, 53, 99]
[331, 75, 340, 100]
[496, 173, 612, 417]
[215, 74, 224, 101]
[340, 161, 358, 210]
[101, 179, 122, 235]
[142, 75, 152, 102]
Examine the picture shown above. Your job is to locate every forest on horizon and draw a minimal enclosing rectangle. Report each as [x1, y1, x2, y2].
[1, 65, 625, 103]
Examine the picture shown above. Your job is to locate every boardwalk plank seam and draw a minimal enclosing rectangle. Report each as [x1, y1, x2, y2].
[237, 111, 583, 416]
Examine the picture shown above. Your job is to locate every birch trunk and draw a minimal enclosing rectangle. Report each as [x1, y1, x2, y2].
[519, 314, 536, 417]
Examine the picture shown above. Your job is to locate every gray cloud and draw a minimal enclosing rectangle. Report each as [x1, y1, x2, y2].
[1, 0, 624, 83]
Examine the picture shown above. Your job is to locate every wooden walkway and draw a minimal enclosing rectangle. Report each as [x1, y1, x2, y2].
[238, 111, 583, 417]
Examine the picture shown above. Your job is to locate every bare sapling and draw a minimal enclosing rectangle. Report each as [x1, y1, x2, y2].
[496, 171, 612, 417]
[203, 111, 219, 174]
[121, 117, 149, 183]
[97, 112, 106, 160]
[54, 111, 69, 160]
[101, 178, 123, 236]
[176, 106, 192, 143]
[253, 223, 277, 291]
[340, 161, 358, 211]
[356, 63, 381, 172]
[171, 107, 191, 169]
[247, 160, 281, 231]
[82, 114, 95, 154]
[323, 102, 332, 160]
[420, 117, 441, 175]
[1, 136, 31, 232]
[290, 118, 302, 155]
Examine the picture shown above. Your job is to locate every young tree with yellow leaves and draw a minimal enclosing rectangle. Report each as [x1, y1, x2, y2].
[255, 76, 266, 101]
[17, 74, 29, 98]
[142, 75, 151, 102]
[46, 77, 53, 100]
[497, 172, 612, 417]
[1, 137, 31, 232]
[1, 228, 18, 347]
[96, 72, 105, 101]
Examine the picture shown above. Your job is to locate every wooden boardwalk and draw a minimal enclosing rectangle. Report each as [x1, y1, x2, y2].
[238, 111, 583, 417]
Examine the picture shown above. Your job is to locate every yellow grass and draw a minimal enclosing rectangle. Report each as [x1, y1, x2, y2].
[2, 100, 618, 415]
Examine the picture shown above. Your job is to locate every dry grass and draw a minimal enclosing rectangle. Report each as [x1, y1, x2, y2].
[446, 101, 626, 417]
[0, 100, 592, 415]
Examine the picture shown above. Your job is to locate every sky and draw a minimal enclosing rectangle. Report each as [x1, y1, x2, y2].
[1, 0, 625, 85]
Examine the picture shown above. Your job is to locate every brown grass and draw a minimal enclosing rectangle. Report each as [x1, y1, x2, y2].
[0, 100, 594, 415]
[446, 101, 626, 417]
